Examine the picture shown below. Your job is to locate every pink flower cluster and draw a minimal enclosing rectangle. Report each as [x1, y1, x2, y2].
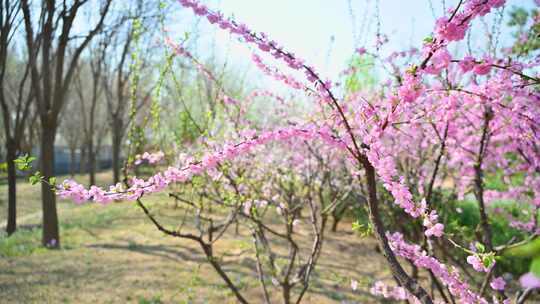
[520, 272, 540, 289]
[423, 210, 445, 238]
[364, 135, 444, 237]
[57, 180, 124, 204]
[222, 95, 238, 105]
[249, 90, 286, 105]
[434, 0, 506, 42]
[366, 143, 425, 217]
[388, 232, 488, 304]
[57, 126, 347, 204]
[422, 47, 451, 75]
[397, 74, 424, 103]
[134, 151, 165, 165]
[509, 219, 536, 233]
[466, 255, 493, 272]
[251, 54, 306, 91]
[370, 281, 422, 303]
[490, 277, 506, 291]
[420, 0, 505, 76]
[458, 56, 493, 75]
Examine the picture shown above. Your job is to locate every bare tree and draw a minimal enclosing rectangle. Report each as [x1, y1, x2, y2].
[103, 25, 131, 184]
[0, 0, 35, 236]
[102, 1, 162, 184]
[73, 34, 109, 186]
[58, 97, 82, 177]
[21, 0, 112, 247]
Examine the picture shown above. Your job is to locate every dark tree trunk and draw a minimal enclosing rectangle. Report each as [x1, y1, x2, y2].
[361, 160, 433, 304]
[6, 143, 17, 236]
[40, 123, 60, 248]
[331, 217, 339, 232]
[200, 242, 249, 304]
[111, 117, 123, 184]
[88, 138, 96, 186]
[80, 145, 87, 174]
[331, 207, 345, 232]
[69, 147, 76, 177]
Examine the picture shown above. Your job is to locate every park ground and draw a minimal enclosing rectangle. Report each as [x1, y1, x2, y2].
[0, 171, 394, 304]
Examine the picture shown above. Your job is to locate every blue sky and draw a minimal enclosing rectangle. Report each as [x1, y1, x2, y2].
[170, 0, 536, 85]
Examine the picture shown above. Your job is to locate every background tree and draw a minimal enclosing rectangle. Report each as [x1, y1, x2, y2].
[0, 0, 35, 236]
[21, 0, 112, 247]
[73, 36, 109, 186]
[102, 1, 161, 184]
[58, 95, 82, 177]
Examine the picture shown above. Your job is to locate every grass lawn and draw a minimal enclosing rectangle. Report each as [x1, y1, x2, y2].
[0, 171, 392, 303]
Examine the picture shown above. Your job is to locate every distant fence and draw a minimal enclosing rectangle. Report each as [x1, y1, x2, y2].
[33, 146, 117, 176]
[0, 145, 120, 179]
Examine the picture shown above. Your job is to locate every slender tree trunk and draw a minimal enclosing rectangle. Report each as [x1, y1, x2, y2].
[40, 123, 60, 248]
[361, 160, 433, 304]
[6, 142, 17, 236]
[200, 242, 249, 304]
[88, 138, 96, 186]
[474, 164, 493, 250]
[111, 117, 122, 184]
[331, 207, 344, 232]
[331, 217, 339, 232]
[80, 145, 87, 174]
[474, 108, 494, 251]
[282, 284, 291, 304]
[69, 147, 76, 177]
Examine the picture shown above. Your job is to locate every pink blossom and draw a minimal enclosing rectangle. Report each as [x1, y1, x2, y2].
[134, 151, 165, 165]
[370, 281, 414, 302]
[425, 223, 444, 238]
[424, 48, 452, 74]
[356, 47, 366, 55]
[434, 16, 468, 41]
[489, 277, 506, 291]
[55, 126, 348, 204]
[473, 61, 492, 75]
[459, 56, 476, 73]
[397, 74, 423, 103]
[466, 255, 490, 272]
[389, 233, 486, 303]
[520, 272, 540, 289]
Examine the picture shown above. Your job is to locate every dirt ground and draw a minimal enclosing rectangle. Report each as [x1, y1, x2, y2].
[0, 172, 393, 304]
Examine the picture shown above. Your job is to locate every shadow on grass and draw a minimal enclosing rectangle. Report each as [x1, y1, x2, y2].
[87, 241, 258, 276]
[86, 240, 380, 303]
[88, 242, 208, 264]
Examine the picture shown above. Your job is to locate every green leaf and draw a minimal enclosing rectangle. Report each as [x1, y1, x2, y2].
[423, 36, 434, 43]
[13, 154, 36, 171]
[352, 221, 373, 236]
[475, 242, 486, 253]
[48, 177, 56, 186]
[406, 65, 418, 75]
[29, 171, 42, 185]
[352, 220, 362, 231]
[482, 254, 495, 269]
